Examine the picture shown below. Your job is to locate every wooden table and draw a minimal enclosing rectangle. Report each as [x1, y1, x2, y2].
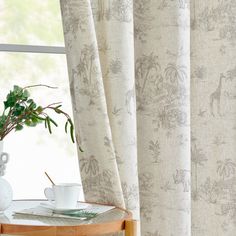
[0, 200, 137, 236]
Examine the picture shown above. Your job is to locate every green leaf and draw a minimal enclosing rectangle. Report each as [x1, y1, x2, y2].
[23, 89, 30, 98]
[18, 105, 25, 112]
[25, 119, 31, 126]
[13, 85, 21, 92]
[79, 146, 84, 152]
[27, 99, 34, 104]
[54, 108, 62, 114]
[4, 97, 16, 109]
[65, 121, 68, 133]
[13, 110, 22, 116]
[70, 123, 75, 143]
[32, 115, 45, 121]
[46, 117, 52, 134]
[13, 86, 24, 98]
[4, 101, 10, 109]
[49, 118, 58, 127]
[15, 124, 23, 131]
[68, 118, 73, 126]
[31, 116, 39, 123]
[29, 102, 37, 109]
[55, 105, 62, 109]
[67, 119, 75, 143]
[36, 106, 43, 113]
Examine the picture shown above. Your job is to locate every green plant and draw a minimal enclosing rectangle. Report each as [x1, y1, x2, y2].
[0, 84, 76, 143]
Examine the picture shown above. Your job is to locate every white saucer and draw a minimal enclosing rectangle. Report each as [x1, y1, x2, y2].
[40, 202, 87, 213]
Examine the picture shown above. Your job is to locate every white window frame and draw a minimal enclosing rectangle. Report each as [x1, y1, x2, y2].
[0, 44, 65, 54]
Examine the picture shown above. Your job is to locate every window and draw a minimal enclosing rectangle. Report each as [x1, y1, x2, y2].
[0, 1, 82, 199]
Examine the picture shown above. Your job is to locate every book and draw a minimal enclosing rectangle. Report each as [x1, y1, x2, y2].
[14, 202, 115, 221]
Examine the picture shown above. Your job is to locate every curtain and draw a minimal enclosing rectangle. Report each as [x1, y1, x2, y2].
[60, 0, 236, 235]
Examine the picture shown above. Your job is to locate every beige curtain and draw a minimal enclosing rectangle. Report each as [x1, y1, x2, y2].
[60, 0, 236, 235]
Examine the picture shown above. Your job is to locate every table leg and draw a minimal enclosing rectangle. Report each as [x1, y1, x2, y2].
[125, 220, 137, 236]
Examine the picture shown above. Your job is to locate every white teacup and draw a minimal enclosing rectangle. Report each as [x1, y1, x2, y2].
[44, 183, 81, 209]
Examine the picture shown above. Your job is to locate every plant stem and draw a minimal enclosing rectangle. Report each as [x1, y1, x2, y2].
[23, 84, 58, 90]
[45, 106, 70, 119]
[1, 108, 13, 136]
[44, 102, 62, 108]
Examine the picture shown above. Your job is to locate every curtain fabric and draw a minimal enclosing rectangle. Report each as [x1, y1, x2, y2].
[60, 0, 236, 235]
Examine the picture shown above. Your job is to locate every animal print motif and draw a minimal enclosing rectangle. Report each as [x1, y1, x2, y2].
[209, 73, 226, 116]
[173, 169, 190, 192]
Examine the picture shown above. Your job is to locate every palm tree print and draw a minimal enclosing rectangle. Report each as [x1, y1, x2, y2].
[80, 155, 99, 177]
[217, 159, 236, 180]
[75, 44, 100, 105]
[135, 57, 188, 132]
[135, 53, 160, 108]
[164, 63, 187, 84]
[191, 143, 207, 200]
[148, 140, 161, 163]
[163, 63, 188, 104]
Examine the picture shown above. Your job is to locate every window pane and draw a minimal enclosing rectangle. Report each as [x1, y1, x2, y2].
[0, 1, 64, 46]
[0, 52, 81, 199]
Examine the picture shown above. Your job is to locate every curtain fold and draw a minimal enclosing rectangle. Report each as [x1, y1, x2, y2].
[60, 0, 236, 235]
[135, 0, 191, 234]
[191, 1, 236, 235]
[60, 0, 125, 208]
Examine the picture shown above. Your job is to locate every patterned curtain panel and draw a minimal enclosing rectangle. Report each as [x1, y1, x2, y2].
[60, 0, 236, 235]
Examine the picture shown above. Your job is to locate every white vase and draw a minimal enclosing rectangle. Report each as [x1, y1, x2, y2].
[0, 140, 13, 214]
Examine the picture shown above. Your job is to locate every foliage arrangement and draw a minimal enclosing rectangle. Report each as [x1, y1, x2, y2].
[0, 85, 75, 143]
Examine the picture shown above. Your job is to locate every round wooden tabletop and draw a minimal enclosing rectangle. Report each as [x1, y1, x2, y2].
[0, 199, 134, 236]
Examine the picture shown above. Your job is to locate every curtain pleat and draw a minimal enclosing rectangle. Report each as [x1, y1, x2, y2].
[191, 0, 236, 235]
[134, 1, 191, 235]
[60, 0, 125, 208]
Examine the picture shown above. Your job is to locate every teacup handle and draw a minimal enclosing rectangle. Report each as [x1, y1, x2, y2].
[44, 187, 55, 204]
